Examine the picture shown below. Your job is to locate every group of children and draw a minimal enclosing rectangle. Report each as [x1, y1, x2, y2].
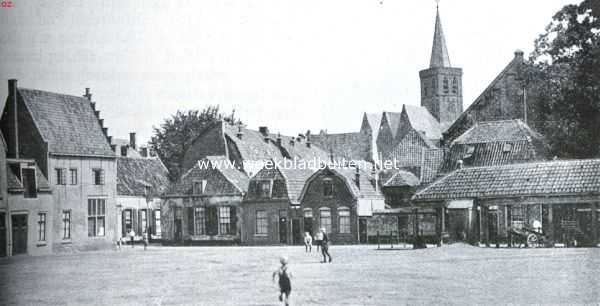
[303, 228, 332, 263]
[116, 229, 149, 251]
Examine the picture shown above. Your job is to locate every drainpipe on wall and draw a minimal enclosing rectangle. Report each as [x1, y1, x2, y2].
[8, 79, 18, 159]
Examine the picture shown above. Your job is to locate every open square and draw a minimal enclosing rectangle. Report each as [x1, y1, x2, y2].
[1, 245, 599, 305]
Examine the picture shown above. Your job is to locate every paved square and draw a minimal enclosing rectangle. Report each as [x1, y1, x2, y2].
[1, 244, 599, 305]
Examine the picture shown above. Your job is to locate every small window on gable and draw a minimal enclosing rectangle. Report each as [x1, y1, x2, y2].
[193, 180, 207, 195]
[323, 179, 333, 197]
[463, 145, 475, 159]
[502, 143, 513, 153]
[259, 180, 271, 198]
[272, 180, 286, 198]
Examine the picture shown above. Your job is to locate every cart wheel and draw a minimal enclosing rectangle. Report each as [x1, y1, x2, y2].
[527, 234, 538, 247]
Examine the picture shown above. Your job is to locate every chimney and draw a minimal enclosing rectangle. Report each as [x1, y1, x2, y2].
[95, 110, 100, 118]
[107, 135, 112, 144]
[129, 132, 137, 150]
[514, 49, 524, 59]
[355, 166, 361, 190]
[259, 126, 269, 143]
[83, 88, 92, 101]
[371, 165, 378, 191]
[102, 127, 108, 135]
[8, 79, 19, 158]
[120, 145, 128, 157]
[140, 147, 149, 158]
[457, 159, 464, 169]
[289, 138, 295, 146]
[236, 125, 243, 139]
[276, 133, 282, 146]
[110, 144, 117, 152]
[306, 130, 311, 148]
[98, 119, 104, 128]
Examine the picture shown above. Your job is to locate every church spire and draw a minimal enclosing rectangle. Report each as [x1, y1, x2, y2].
[429, 4, 451, 68]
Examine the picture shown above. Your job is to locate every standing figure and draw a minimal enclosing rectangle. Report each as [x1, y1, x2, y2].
[314, 230, 323, 252]
[304, 232, 312, 252]
[129, 229, 136, 248]
[272, 256, 292, 306]
[143, 230, 149, 250]
[320, 228, 332, 263]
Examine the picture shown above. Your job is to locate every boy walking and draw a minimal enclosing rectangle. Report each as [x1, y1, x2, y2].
[272, 256, 292, 306]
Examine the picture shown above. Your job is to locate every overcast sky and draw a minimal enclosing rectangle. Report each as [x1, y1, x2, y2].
[0, 0, 579, 145]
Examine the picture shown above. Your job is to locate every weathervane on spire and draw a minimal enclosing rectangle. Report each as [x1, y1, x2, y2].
[436, 0, 440, 10]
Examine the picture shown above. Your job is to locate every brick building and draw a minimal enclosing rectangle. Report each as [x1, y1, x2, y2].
[413, 159, 600, 247]
[298, 167, 384, 244]
[162, 156, 248, 245]
[241, 165, 315, 245]
[1, 80, 118, 252]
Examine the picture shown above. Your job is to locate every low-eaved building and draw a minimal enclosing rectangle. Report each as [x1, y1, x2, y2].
[116, 154, 169, 243]
[413, 159, 600, 247]
[162, 156, 249, 245]
[298, 167, 385, 244]
[241, 165, 315, 245]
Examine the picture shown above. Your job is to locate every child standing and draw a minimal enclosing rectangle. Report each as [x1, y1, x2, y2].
[304, 232, 312, 252]
[272, 256, 292, 306]
[314, 231, 323, 252]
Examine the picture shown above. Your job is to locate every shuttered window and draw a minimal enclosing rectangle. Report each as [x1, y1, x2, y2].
[55, 168, 66, 185]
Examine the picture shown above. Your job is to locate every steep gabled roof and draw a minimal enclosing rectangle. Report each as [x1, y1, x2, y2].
[414, 159, 600, 202]
[205, 156, 250, 193]
[453, 119, 543, 144]
[299, 167, 383, 202]
[7, 163, 51, 192]
[402, 105, 442, 140]
[117, 157, 170, 196]
[429, 8, 451, 68]
[310, 132, 371, 162]
[223, 124, 285, 161]
[278, 167, 317, 204]
[18, 88, 114, 157]
[384, 170, 420, 188]
[363, 113, 383, 139]
[383, 112, 403, 138]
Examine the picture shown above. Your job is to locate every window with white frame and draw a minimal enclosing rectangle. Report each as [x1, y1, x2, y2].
[323, 179, 333, 197]
[140, 209, 148, 233]
[194, 207, 206, 235]
[88, 199, 106, 237]
[38, 213, 46, 241]
[92, 169, 105, 185]
[55, 168, 66, 185]
[256, 210, 268, 235]
[319, 207, 332, 234]
[218, 206, 231, 235]
[70, 168, 78, 185]
[62, 210, 71, 239]
[154, 210, 161, 236]
[338, 207, 351, 234]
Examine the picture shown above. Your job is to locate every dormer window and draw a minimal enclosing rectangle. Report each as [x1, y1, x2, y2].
[22, 166, 37, 198]
[502, 143, 513, 153]
[463, 145, 475, 159]
[259, 180, 272, 198]
[193, 180, 207, 194]
[323, 179, 333, 197]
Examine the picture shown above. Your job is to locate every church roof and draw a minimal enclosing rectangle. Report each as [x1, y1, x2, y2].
[429, 8, 451, 68]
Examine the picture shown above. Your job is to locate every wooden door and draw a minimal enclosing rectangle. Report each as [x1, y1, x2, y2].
[12, 214, 28, 255]
[292, 219, 301, 245]
[0, 213, 6, 257]
[279, 216, 288, 244]
[359, 218, 368, 243]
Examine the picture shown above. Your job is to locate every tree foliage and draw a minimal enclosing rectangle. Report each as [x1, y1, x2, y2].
[530, 0, 600, 158]
[150, 106, 241, 180]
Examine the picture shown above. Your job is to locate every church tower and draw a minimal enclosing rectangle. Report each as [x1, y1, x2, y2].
[419, 5, 463, 129]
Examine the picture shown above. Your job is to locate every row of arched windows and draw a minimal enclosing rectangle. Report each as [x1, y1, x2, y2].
[424, 76, 459, 96]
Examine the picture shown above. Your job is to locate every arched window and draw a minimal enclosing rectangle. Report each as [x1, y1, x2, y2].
[443, 77, 449, 94]
[319, 207, 331, 234]
[338, 207, 351, 234]
[452, 77, 458, 94]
